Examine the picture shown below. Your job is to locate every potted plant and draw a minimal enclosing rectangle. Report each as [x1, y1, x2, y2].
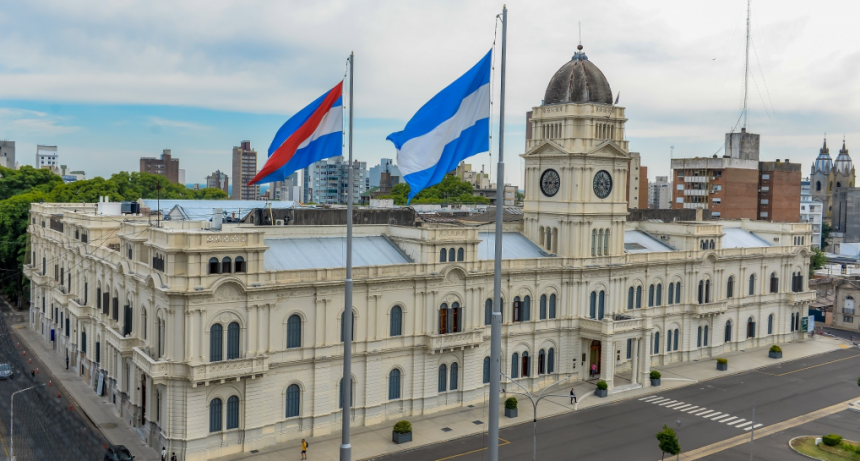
[595, 380, 608, 397]
[392, 420, 412, 444]
[650, 370, 662, 387]
[768, 345, 782, 359]
[504, 397, 518, 418]
[716, 358, 728, 371]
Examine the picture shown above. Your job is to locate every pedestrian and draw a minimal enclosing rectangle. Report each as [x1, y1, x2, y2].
[171, 452, 177, 461]
[570, 388, 577, 404]
[590, 363, 597, 378]
[65, 356, 69, 369]
[31, 369, 35, 378]
[301, 438, 309, 459]
[161, 447, 166, 461]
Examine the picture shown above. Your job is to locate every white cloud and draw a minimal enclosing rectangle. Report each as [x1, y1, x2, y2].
[147, 117, 212, 132]
[0, 108, 80, 136]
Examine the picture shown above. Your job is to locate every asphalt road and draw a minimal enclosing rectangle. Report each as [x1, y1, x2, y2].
[371, 348, 860, 461]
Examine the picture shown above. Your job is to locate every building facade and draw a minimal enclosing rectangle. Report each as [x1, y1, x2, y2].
[0, 140, 16, 169]
[140, 150, 180, 184]
[36, 145, 59, 172]
[810, 138, 855, 223]
[231, 141, 259, 200]
[25, 46, 814, 461]
[206, 170, 230, 195]
[303, 156, 368, 205]
[649, 176, 672, 209]
[800, 179, 823, 248]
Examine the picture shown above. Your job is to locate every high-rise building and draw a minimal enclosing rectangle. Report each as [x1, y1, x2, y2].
[648, 176, 672, 209]
[36, 145, 59, 172]
[231, 141, 259, 200]
[800, 178, 823, 248]
[626, 153, 647, 209]
[304, 156, 368, 204]
[369, 158, 401, 188]
[811, 138, 855, 224]
[206, 169, 229, 195]
[140, 149, 180, 183]
[0, 140, 15, 170]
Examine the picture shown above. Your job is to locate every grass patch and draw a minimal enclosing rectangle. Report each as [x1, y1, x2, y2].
[791, 436, 860, 460]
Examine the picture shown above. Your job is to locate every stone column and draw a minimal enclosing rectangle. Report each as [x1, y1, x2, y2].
[600, 338, 614, 390]
[630, 338, 639, 385]
[640, 331, 652, 387]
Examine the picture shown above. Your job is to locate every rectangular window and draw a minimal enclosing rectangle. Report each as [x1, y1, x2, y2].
[761, 199, 769, 205]
[762, 174, 770, 180]
[677, 184, 684, 190]
[760, 212, 769, 218]
[761, 186, 770, 191]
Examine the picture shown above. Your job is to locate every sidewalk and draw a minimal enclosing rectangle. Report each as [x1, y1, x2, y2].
[216, 335, 850, 461]
[13, 324, 161, 461]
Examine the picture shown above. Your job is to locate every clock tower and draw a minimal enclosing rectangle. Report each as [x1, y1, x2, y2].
[522, 45, 631, 260]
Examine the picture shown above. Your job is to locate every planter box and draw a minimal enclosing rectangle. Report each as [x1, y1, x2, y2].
[716, 362, 728, 371]
[392, 431, 412, 444]
[595, 389, 608, 398]
[650, 378, 661, 387]
[768, 351, 782, 359]
[504, 407, 517, 418]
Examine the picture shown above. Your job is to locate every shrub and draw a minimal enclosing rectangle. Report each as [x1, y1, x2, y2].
[504, 397, 518, 410]
[717, 358, 728, 365]
[650, 370, 662, 379]
[596, 380, 608, 391]
[769, 345, 782, 353]
[822, 434, 842, 447]
[393, 420, 412, 434]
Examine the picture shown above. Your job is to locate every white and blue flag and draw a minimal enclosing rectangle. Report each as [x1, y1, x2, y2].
[387, 50, 491, 202]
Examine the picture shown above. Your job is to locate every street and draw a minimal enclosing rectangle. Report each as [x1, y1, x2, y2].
[370, 349, 860, 461]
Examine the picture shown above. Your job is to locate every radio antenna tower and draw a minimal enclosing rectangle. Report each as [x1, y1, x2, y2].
[742, 0, 751, 129]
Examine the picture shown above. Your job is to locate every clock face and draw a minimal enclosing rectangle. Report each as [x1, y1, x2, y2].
[540, 169, 560, 197]
[593, 170, 612, 199]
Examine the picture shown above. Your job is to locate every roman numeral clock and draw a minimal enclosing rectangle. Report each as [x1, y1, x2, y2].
[540, 169, 560, 197]
[593, 170, 612, 199]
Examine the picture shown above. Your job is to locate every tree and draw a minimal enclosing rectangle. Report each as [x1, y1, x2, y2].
[821, 222, 833, 250]
[656, 424, 681, 460]
[383, 175, 490, 205]
[0, 166, 63, 201]
[810, 248, 827, 277]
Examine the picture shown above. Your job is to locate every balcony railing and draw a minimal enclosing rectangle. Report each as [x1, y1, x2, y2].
[190, 356, 269, 382]
[132, 347, 171, 381]
[105, 326, 139, 354]
[691, 301, 728, 317]
[424, 329, 483, 352]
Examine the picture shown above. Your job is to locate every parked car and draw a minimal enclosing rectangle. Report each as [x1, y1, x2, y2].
[0, 363, 13, 380]
[104, 445, 134, 461]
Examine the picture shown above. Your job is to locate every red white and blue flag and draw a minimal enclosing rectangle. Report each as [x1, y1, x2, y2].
[249, 81, 344, 185]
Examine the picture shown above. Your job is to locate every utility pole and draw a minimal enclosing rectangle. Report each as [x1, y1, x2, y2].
[340, 51, 355, 461]
[742, 0, 751, 129]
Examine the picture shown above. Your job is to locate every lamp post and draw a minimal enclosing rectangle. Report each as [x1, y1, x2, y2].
[501, 372, 575, 461]
[676, 419, 682, 461]
[11, 383, 46, 461]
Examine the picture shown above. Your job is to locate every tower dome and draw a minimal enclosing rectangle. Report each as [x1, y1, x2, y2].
[813, 138, 832, 174]
[834, 139, 853, 174]
[543, 45, 613, 106]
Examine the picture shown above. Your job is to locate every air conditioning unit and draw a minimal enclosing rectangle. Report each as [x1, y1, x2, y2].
[275, 219, 284, 226]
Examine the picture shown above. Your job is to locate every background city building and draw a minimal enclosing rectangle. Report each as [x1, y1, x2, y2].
[648, 176, 672, 209]
[800, 178, 823, 248]
[0, 140, 16, 169]
[231, 140, 259, 200]
[369, 158, 401, 188]
[303, 156, 368, 204]
[36, 144, 59, 172]
[139, 149, 180, 183]
[626, 152, 647, 209]
[811, 139, 855, 224]
[206, 169, 230, 195]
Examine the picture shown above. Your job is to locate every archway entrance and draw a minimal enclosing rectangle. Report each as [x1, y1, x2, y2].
[589, 340, 602, 376]
[141, 376, 147, 423]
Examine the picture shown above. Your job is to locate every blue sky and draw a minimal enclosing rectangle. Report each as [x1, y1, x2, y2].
[1, 0, 859, 186]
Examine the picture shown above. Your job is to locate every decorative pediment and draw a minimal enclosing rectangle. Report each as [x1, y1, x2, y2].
[524, 140, 570, 157]
[585, 140, 630, 159]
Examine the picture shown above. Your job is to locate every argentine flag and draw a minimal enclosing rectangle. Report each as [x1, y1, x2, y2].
[387, 50, 491, 202]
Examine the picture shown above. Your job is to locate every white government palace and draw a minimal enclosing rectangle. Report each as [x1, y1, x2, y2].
[25, 46, 814, 460]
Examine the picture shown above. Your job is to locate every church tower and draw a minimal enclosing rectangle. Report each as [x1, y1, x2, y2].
[810, 138, 833, 218]
[832, 139, 855, 230]
[522, 45, 629, 259]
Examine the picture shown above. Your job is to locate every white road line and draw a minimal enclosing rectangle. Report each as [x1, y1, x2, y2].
[707, 412, 724, 419]
[659, 400, 678, 406]
[684, 406, 701, 413]
[744, 424, 763, 431]
[736, 422, 754, 429]
[650, 398, 669, 404]
[698, 410, 717, 417]
[674, 404, 693, 411]
[665, 402, 687, 409]
[690, 408, 711, 415]
[715, 415, 736, 422]
[641, 396, 661, 402]
[726, 419, 747, 426]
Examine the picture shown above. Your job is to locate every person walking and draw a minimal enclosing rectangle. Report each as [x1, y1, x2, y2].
[170, 452, 177, 461]
[161, 447, 166, 461]
[590, 363, 597, 378]
[301, 439, 309, 459]
[570, 388, 577, 404]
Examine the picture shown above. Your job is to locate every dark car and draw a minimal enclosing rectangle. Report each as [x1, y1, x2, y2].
[0, 363, 13, 380]
[104, 445, 134, 461]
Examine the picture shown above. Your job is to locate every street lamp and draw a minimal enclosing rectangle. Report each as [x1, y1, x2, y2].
[11, 383, 46, 460]
[501, 372, 575, 461]
[675, 419, 682, 461]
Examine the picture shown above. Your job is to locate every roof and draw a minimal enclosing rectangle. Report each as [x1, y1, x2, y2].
[623, 230, 674, 253]
[837, 242, 860, 258]
[721, 228, 771, 248]
[477, 232, 548, 260]
[544, 45, 613, 105]
[263, 236, 410, 271]
[143, 199, 295, 221]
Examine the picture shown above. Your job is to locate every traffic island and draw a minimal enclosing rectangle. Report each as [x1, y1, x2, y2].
[789, 435, 860, 460]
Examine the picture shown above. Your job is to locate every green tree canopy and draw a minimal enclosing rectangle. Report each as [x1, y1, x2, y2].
[656, 425, 681, 460]
[383, 175, 490, 205]
[821, 222, 833, 250]
[810, 248, 827, 277]
[0, 166, 63, 201]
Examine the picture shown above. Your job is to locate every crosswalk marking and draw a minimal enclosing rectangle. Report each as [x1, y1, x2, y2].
[650, 398, 669, 404]
[698, 410, 716, 417]
[744, 424, 763, 431]
[683, 406, 700, 413]
[675, 404, 692, 411]
[726, 419, 746, 426]
[640, 396, 661, 402]
[719, 416, 738, 424]
[639, 396, 763, 432]
[713, 414, 734, 422]
[736, 422, 754, 429]
[707, 412, 724, 419]
[659, 400, 678, 406]
[665, 402, 687, 409]
[691, 408, 711, 415]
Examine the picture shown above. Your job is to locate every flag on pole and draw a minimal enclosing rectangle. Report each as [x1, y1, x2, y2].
[386, 51, 491, 202]
[249, 81, 344, 185]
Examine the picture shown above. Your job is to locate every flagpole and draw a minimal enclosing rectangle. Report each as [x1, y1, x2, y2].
[340, 51, 354, 461]
[488, 5, 507, 461]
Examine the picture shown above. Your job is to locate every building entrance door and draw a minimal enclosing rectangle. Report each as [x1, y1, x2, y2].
[590, 340, 602, 375]
[141, 376, 146, 423]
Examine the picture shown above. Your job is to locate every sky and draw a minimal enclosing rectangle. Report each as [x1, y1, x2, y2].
[1, 0, 860, 188]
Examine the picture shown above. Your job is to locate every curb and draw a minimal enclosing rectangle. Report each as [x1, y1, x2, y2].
[787, 436, 824, 461]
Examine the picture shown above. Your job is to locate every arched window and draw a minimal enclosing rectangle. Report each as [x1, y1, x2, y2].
[449, 248, 455, 262]
[795, 312, 800, 331]
[698, 280, 704, 304]
[704, 325, 709, 346]
[628, 287, 634, 310]
[648, 284, 655, 307]
[235, 256, 246, 273]
[438, 365, 448, 392]
[725, 320, 732, 342]
[709, 239, 715, 250]
[511, 353, 519, 378]
[604, 228, 610, 255]
[548, 348, 555, 373]
[341, 310, 356, 342]
[483, 357, 491, 384]
[589, 292, 597, 319]
[390, 305, 403, 336]
[637, 286, 643, 308]
[591, 229, 597, 256]
[598, 291, 605, 320]
[667, 330, 673, 352]
[816, 181, 821, 191]
[767, 314, 773, 335]
[227, 322, 240, 359]
[208, 257, 220, 274]
[127, 244, 133, 260]
[656, 284, 663, 306]
[675, 283, 681, 304]
[846, 296, 856, 315]
[450, 362, 459, 390]
[226, 396, 239, 429]
[790, 313, 795, 332]
[540, 294, 548, 319]
[705, 280, 710, 303]
[749, 274, 756, 295]
[523, 296, 531, 321]
[340, 377, 353, 408]
[838, 182, 842, 188]
[286, 384, 300, 417]
[521, 352, 530, 377]
[222, 256, 232, 274]
[538, 349, 546, 374]
[439, 302, 463, 333]
[209, 398, 223, 432]
[668, 283, 675, 305]
[697, 326, 702, 347]
[457, 248, 464, 262]
[549, 294, 557, 319]
[597, 229, 604, 256]
[485, 299, 492, 326]
[440, 249, 447, 263]
[747, 317, 755, 338]
[210, 324, 223, 362]
[770, 272, 778, 293]
[674, 329, 679, 351]
[653, 332, 660, 354]
[81, 330, 87, 353]
[96, 340, 101, 363]
[389, 369, 401, 400]
[287, 315, 301, 348]
[727, 276, 734, 298]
